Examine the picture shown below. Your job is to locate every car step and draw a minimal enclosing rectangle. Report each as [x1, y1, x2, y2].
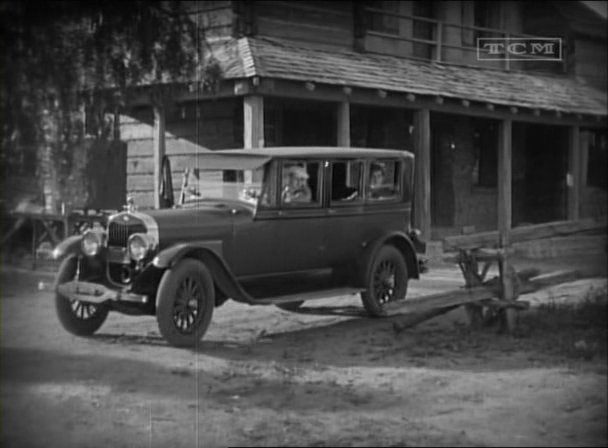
[255, 287, 363, 305]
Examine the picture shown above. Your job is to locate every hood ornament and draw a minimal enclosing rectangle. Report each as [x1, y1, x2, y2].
[124, 195, 137, 213]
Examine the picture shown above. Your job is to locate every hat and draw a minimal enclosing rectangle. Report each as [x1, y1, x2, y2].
[288, 166, 309, 179]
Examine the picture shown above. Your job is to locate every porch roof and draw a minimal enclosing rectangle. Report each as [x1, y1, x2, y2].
[216, 36, 607, 117]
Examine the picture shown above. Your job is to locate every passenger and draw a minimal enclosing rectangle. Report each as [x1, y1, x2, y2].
[282, 166, 312, 203]
[369, 163, 385, 189]
[369, 163, 395, 199]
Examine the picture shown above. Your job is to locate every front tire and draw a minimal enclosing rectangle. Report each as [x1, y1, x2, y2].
[156, 258, 215, 348]
[360, 245, 409, 317]
[55, 256, 109, 336]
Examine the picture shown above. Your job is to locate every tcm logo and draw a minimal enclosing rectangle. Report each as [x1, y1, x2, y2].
[477, 38, 563, 61]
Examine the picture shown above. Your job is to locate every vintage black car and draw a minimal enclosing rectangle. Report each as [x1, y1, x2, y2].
[53, 147, 426, 347]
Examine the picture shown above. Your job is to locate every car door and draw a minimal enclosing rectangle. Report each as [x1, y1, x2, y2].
[323, 157, 412, 270]
[232, 158, 329, 277]
[323, 159, 368, 267]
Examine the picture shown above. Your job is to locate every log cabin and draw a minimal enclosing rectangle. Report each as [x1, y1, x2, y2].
[117, 1, 607, 242]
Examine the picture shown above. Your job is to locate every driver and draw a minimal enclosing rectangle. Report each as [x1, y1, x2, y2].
[282, 166, 312, 203]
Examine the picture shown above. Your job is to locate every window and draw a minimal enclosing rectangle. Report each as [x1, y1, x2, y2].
[462, 1, 501, 47]
[330, 161, 363, 204]
[366, 159, 401, 201]
[413, 1, 436, 59]
[368, 1, 399, 35]
[587, 130, 607, 189]
[280, 160, 322, 207]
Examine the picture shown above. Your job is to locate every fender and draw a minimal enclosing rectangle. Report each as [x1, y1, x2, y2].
[356, 231, 420, 285]
[152, 241, 256, 304]
[52, 235, 83, 260]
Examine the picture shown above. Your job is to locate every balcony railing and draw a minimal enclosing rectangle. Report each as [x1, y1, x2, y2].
[363, 6, 568, 74]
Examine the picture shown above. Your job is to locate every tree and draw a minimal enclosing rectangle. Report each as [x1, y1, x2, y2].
[0, 1, 219, 204]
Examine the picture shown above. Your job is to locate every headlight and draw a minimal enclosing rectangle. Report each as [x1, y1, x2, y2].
[127, 233, 155, 261]
[81, 230, 104, 256]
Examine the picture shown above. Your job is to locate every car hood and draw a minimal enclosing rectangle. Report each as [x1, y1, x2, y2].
[143, 201, 254, 249]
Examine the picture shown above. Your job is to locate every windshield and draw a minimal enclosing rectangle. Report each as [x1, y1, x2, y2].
[179, 166, 265, 205]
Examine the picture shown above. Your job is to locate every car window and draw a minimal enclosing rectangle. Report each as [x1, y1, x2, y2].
[280, 160, 321, 207]
[330, 160, 363, 204]
[366, 159, 401, 201]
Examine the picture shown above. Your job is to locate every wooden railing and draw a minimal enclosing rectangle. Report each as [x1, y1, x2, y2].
[363, 7, 568, 74]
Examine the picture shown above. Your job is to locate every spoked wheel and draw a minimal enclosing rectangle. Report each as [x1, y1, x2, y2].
[360, 245, 409, 317]
[55, 256, 109, 336]
[276, 301, 304, 312]
[156, 258, 214, 348]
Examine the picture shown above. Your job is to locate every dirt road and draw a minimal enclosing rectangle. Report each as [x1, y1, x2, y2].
[1, 262, 606, 447]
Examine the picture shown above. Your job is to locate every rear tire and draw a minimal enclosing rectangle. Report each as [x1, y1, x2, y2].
[156, 258, 215, 348]
[360, 245, 409, 317]
[55, 256, 109, 336]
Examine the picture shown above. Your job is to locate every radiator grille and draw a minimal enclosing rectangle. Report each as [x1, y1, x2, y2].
[107, 219, 146, 248]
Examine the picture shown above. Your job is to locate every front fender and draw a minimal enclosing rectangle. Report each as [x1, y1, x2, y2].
[152, 241, 223, 269]
[52, 235, 83, 260]
[152, 241, 255, 304]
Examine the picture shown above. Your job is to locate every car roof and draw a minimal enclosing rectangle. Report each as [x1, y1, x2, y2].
[188, 147, 414, 171]
[212, 146, 414, 159]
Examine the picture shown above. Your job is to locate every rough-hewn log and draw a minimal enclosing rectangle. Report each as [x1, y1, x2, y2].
[384, 284, 501, 316]
[442, 218, 607, 251]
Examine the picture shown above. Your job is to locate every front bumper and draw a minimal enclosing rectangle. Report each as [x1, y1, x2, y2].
[57, 281, 149, 305]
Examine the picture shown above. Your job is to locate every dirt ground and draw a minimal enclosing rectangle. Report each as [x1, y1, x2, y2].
[1, 252, 607, 447]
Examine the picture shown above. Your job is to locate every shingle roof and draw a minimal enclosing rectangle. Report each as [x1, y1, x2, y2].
[213, 36, 607, 117]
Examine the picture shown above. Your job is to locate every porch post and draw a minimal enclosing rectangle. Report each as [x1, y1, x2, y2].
[497, 118, 512, 245]
[413, 108, 431, 241]
[497, 118, 517, 332]
[567, 125, 581, 221]
[337, 100, 350, 147]
[244, 95, 264, 148]
[153, 105, 166, 210]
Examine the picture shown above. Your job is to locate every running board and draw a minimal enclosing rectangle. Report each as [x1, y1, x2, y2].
[255, 287, 363, 305]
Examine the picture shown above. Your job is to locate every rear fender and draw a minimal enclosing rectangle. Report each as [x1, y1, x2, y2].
[356, 231, 420, 286]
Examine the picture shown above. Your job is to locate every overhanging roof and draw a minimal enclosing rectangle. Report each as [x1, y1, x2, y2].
[213, 36, 607, 117]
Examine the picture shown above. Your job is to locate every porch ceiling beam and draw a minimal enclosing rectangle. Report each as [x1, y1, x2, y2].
[125, 81, 241, 106]
[256, 79, 606, 128]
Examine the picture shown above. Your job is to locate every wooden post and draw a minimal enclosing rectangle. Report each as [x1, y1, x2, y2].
[567, 125, 581, 221]
[580, 130, 590, 187]
[337, 100, 350, 147]
[498, 119, 512, 244]
[413, 109, 431, 241]
[243, 95, 264, 184]
[153, 106, 166, 210]
[244, 95, 264, 149]
[498, 118, 516, 332]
